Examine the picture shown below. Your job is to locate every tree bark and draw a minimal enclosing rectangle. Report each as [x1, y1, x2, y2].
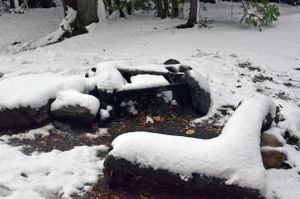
[156, 0, 163, 18]
[161, 0, 169, 19]
[176, 0, 198, 29]
[62, 0, 99, 34]
[171, 0, 178, 18]
[187, 0, 197, 25]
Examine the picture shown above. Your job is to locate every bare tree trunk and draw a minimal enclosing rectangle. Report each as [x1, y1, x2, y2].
[156, 0, 163, 18]
[162, 0, 169, 18]
[127, 0, 132, 15]
[171, 0, 178, 18]
[187, 0, 197, 25]
[176, 0, 198, 29]
[63, 0, 99, 34]
[114, 0, 126, 18]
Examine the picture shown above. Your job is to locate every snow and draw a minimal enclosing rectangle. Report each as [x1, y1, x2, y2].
[51, 89, 100, 115]
[122, 74, 169, 90]
[97, 0, 106, 23]
[120, 100, 138, 115]
[110, 95, 275, 191]
[0, 73, 93, 110]
[157, 90, 175, 104]
[100, 109, 110, 120]
[0, 125, 54, 142]
[117, 64, 169, 73]
[92, 61, 127, 91]
[0, 3, 299, 198]
[85, 128, 109, 138]
[265, 143, 300, 199]
[186, 69, 211, 93]
[21, 7, 77, 50]
[0, 8, 63, 47]
[0, 143, 108, 199]
[146, 115, 154, 124]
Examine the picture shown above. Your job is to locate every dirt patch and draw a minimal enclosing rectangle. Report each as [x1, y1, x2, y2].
[238, 62, 261, 72]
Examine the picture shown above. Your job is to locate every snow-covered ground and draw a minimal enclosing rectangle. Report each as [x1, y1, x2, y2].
[0, 2, 300, 199]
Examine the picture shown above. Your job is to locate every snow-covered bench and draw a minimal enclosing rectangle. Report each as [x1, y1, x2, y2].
[104, 95, 276, 198]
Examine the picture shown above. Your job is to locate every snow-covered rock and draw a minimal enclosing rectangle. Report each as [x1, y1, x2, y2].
[185, 69, 211, 115]
[50, 90, 100, 126]
[0, 73, 94, 131]
[0, 101, 51, 132]
[51, 90, 100, 115]
[105, 95, 276, 195]
[92, 61, 127, 92]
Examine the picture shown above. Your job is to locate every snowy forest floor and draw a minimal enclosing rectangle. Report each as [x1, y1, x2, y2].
[0, 2, 300, 199]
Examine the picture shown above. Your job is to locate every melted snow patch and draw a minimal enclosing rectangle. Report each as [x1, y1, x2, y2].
[85, 128, 109, 138]
[0, 125, 54, 142]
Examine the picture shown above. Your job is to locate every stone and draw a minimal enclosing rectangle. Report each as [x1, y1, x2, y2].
[0, 72, 4, 78]
[184, 70, 211, 115]
[164, 59, 180, 65]
[261, 113, 273, 132]
[261, 133, 283, 147]
[51, 105, 97, 126]
[178, 65, 192, 72]
[0, 102, 51, 133]
[261, 149, 286, 169]
[165, 66, 178, 73]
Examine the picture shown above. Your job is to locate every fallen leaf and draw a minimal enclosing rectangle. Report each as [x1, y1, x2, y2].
[185, 129, 195, 135]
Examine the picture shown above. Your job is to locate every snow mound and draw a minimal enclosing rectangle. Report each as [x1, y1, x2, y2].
[0, 143, 108, 199]
[122, 74, 169, 90]
[0, 73, 93, 110]
[51, 90, 100, 115]
[109, 95, 276, 191]
[93, 61, 127, 91]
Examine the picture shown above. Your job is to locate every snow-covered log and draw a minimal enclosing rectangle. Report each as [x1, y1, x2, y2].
[104, 95, 276, 197]
[20, 6, 77, 50]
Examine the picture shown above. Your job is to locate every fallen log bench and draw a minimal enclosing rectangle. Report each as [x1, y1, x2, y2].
[103, 95, 276, 198]
[88, 64, 212, 117]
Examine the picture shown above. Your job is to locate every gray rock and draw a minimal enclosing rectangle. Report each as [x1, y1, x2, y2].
[51, 105, 97, 126]
[0, 72, 4, 78]
[164, 59, 180, 65]
[261, 133, 283, 147]
[261, 149, 285, 169]
[184, 70, 211, 115]
[0, 102, 51, 133]
[261, 113, 273, 132]
[178, 65, 192, 72]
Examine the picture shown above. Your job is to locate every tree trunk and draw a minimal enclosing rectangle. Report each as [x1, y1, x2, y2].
[171, 0, 178, 18]
[176, 0, 197, 29]
[20, 0, 101, 50]
[63, 0, 99, 34]
[127, 0, 132, 15]
[187, 0, 197, 25]
[114, 0, 126, 18]
[161, 0, 169, 19]
[156, 0, 163, 18]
